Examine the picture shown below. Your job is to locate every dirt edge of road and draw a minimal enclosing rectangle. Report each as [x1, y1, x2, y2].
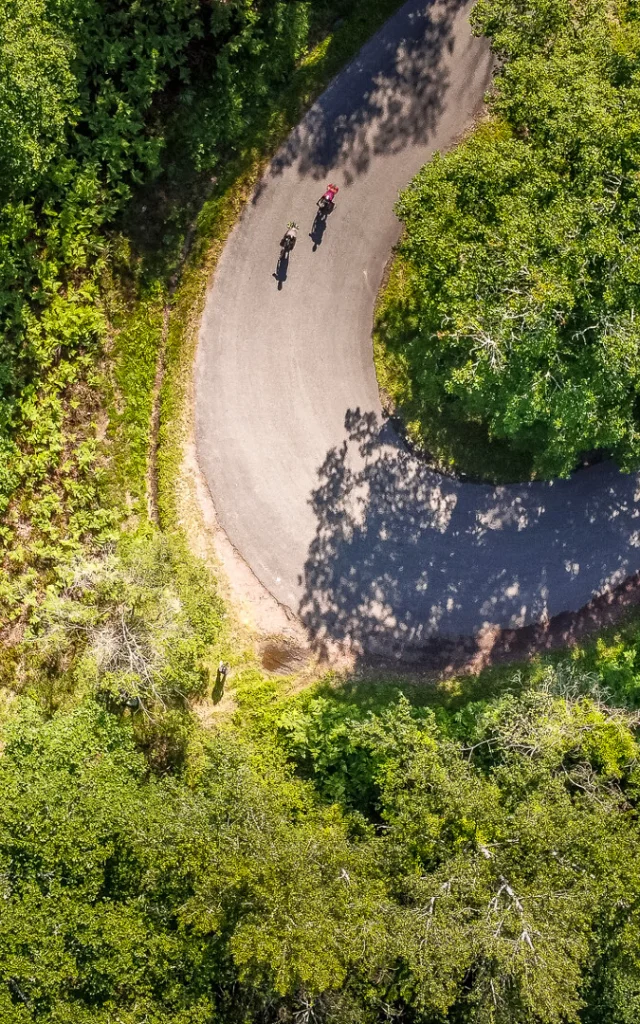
[180, 434, 321, 674]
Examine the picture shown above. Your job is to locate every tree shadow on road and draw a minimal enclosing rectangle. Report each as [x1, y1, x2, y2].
[298, 409, 640, 668]
[253, 0, 483, 202]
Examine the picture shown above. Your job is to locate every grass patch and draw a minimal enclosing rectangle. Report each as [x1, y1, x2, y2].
[109, 284, 167, 516]
[2, 0, 404, 670]
[225, 599, 640, 740]
[1, 0, 404, 642]
[252, 620, 640, 744]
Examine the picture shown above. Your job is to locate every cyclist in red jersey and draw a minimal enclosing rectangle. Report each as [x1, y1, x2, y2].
[318, 183, 339, 212]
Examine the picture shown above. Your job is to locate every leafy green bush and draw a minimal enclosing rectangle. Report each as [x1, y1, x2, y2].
[0, 0, 208, 624]
[0, 699, 386, 1022]
[21, 531, 222, 712]
[279, 671, 640, 1023]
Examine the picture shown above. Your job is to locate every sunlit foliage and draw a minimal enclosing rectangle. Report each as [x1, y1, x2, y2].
[1, 668, 640, 1021]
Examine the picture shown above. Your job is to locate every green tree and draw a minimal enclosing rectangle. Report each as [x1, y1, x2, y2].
[378, 0, 640, 477]
[0, 0, 77, 202]
[281, 674, 640, 1022]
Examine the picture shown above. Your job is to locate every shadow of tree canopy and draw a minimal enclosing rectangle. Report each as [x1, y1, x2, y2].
[299, 409, 640, 662]
[253, 0, 472, 198]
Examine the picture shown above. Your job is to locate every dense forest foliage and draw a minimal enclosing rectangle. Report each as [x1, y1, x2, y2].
[2, 665, 640, 1023]
[0, 0, 355, 633]
[376, 0, 640, 479]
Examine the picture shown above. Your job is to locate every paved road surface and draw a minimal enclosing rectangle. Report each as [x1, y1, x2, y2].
[195, 0, 640, 657]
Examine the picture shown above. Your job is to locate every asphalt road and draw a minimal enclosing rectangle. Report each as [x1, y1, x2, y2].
[195, 0, 640, 657]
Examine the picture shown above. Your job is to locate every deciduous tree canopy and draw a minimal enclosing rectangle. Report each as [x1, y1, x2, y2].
[378, 0, 640, 478]
[2, 669, 640, 1022]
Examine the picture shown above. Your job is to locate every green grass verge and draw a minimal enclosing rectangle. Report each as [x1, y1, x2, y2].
[229, 602, 640, 742]
[374, 256, 536, 485]
[109, 284, 167, 515]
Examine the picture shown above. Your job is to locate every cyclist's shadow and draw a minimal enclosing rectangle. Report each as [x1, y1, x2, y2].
[310, 205, 334, 251]
[273, 249, 290, 290]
